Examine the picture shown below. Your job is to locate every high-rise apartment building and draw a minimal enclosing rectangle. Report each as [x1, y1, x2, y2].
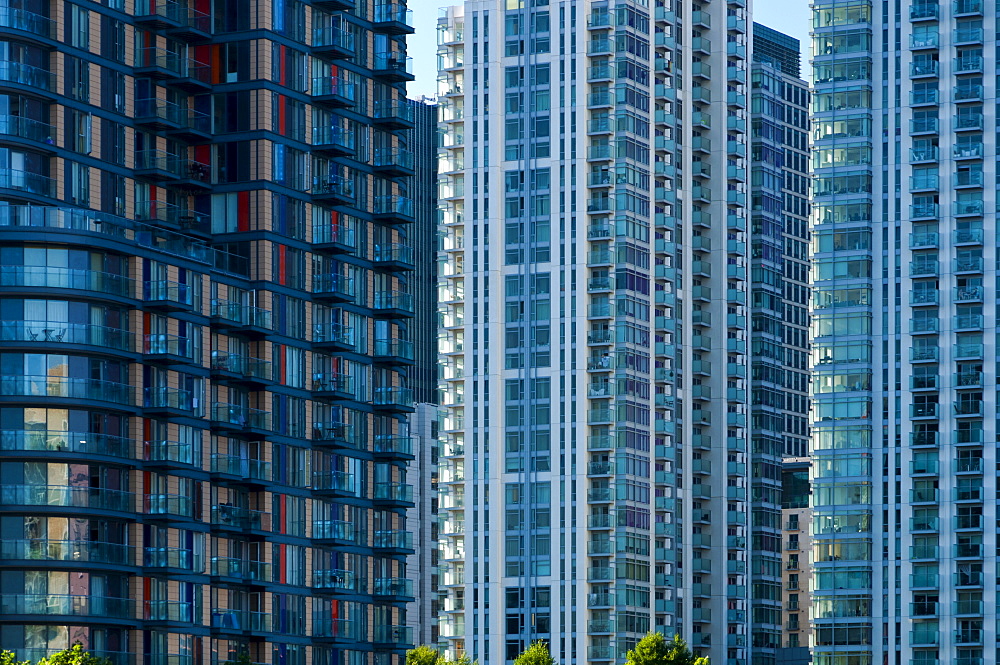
[0, 2, 425, 664]
[749, 24, 811, 665]
[779, 458, 811, 665]
[811, 1, 994, 664]
[436, 2, 754, 664]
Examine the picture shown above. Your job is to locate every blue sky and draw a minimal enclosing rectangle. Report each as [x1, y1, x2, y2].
[407, 1, 813, 99]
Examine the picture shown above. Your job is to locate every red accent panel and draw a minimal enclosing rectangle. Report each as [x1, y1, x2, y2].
[238, 191, 250, 232]
[278, 245, 286, 285]
[278, 95, 286, 135]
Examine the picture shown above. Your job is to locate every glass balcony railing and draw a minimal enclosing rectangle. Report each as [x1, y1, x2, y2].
[374, 482, 414, 503]
[143, 386, 196, 411]
[211, 453, 271, 480]
[144, 493, 194, 517]
[0, 484, 132, 511]
[135, 98, 210, 133]
[1, 375, 134, 405]
[374, 625, 414, 645]
[312, 519, 356, 541]
[143, 546, 203, 571]
[373, 435, 413, 456]
[211, 300, 272, 329]
[374, 291, 414, 314]
[144, 334, 193, 358]
[144, 440, 196, 465]
[374, 577, 414, 596]
[135, 0, 211, 31]
[212, 557, 271, 581]
[5, 320, 122, 353]
[1, 429, 133, 458]
[374, 3, 413, 27]
[0, 60, 55, 90]
[1, 594, 132, 618]
[1, 265, 133, 297]
[374, 529, 414, 550]
[210, 402, 271, 430]
[312, 568, 355, 590]
[1, 538, 132, 565]
[312, 26, 355, 52]
[373, 98, 415, 124]
[374, 386, 414, 409]
[373, 52, 413, 76]
[311, 470, 357, 494]
[311, 75, 356, 101]
[210, 504, 268, 530]
[210, 609, 271, 632]
[134, 47, 210, 84]
[373, 194, 414, 218]
[312, 322, 356, 348]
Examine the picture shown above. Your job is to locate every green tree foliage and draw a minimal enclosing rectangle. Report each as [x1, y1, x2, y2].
[0, 645, 113, 665]
[513, 641, 555, 665]
[624, 633, 709, 665]
[406, 645, 446, 665]
[0, 651, 29, 665]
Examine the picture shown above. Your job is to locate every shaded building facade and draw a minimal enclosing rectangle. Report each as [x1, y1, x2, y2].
[0, 2, 423, 664]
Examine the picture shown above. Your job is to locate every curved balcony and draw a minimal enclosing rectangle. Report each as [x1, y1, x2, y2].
[0, 375, 134, 407]
[1, 429, 133, 459]
[0, 61, 55, 92]
[0, 484, 133, 513]
[0, 539, 133, 566]
[0, 169, 57, 198]
[0, 115, 57, 151]
[0, 320, 133, 353]
[0, 266, 133, 299]
[0, 594, 132, 620]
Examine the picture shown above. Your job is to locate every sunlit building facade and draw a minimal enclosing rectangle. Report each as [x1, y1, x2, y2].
[811, 0, 995, 664]
[436, 1, 754, 664]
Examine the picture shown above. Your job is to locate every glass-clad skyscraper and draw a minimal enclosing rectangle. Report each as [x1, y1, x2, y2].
[749, 23, 811, 665]
[436, 2, 754, 665]
[0, 1, 424, 663]
[811, 0, 995, 664]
